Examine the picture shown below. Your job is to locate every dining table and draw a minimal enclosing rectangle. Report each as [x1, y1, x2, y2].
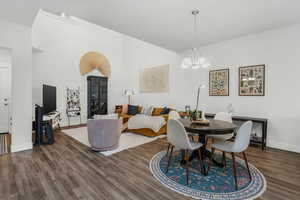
[179, 118, 237, 175]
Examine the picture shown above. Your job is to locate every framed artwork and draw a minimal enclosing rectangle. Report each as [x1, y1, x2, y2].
[66, 87, 81, 116]
[239, 64, 265, 96]
[209, 69, 229, 96]
[139, 64, 169, 93]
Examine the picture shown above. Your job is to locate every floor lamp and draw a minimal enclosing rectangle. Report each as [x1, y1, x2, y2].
[124, 89, 135, 105]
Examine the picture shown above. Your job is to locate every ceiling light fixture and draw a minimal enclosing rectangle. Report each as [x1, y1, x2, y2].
[60, 12, 67, 18]
[181, 10, 211, 69]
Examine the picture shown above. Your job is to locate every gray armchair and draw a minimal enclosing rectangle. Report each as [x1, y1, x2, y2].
[87, 118, 122, 151]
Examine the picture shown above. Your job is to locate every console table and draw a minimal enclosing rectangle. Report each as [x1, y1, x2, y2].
[205, 113, 268, 150]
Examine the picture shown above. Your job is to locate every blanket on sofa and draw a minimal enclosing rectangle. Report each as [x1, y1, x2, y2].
[127, 114, 166, 133]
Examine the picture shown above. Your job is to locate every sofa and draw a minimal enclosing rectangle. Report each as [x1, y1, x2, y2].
[119, 107, 171, 137]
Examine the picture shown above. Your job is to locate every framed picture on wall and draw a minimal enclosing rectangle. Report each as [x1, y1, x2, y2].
[239, 64, 265, 96]
[209, 69, 229, 96]
[139, 64, 169, 93]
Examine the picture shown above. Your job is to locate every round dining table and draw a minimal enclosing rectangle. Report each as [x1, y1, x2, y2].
[179, 118, 237, 175]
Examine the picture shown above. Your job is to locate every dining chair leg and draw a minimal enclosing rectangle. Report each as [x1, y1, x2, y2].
[242, 151, 252, 181]
[188, 135, 195, 142]
[231, 153, 238, 190]
[185, 150, 189, 185]
[166, 143, 171, 156]
[208, 147, 215, 173]
[166, 146, 174, 173]
[198, 149, 206, 175]
[212, 138, 215, 144]
[204, 136, 208, 147]
[222, 151, 227, 168]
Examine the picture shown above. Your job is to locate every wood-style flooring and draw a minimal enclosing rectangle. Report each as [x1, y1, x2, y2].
[0, 129, 299, 200]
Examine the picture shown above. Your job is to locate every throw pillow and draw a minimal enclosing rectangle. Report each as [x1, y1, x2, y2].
[160, 107, 170, 115]
[127, 105, 139, 115]
[121, 104, 128, 114]
[139, 106, 145, 114]
[144, 106, 154, 116]
[137, 106, 143, 114]
[152, 107, 163, 116]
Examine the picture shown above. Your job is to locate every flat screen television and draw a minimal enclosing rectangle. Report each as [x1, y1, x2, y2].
[43, 84, 56, 114]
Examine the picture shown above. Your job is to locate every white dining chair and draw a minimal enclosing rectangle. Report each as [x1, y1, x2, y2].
[208, 121, 253, 190]
[168, 110, 181, 120]
[166, 111, 195, 157]
[207, 112, 234, 166]
[166, 111, 181, 157]
[166, 119, 205, 185]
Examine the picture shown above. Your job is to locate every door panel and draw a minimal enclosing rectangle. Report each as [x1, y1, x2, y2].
[0, 67, 9, 133]
[87, 76, 108, 119]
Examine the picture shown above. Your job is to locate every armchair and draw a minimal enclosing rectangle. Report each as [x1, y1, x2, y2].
[87, 118, 122, 151]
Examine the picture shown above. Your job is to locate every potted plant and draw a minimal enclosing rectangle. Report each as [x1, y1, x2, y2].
[190, 110, 202, 121]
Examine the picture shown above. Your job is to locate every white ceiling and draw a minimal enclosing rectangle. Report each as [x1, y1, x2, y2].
[1, 0, 300, 52]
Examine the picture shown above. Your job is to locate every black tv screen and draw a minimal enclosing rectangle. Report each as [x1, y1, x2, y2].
[43, 84, 56, 114]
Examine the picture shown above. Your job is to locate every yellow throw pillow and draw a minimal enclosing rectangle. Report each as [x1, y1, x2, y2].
[152, 108, 163, 116]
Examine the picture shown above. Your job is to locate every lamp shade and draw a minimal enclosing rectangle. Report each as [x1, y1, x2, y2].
[124, 89, 135, 96]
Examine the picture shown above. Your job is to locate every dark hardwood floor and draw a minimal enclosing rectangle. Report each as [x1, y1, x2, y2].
[0, 129, 299, 200]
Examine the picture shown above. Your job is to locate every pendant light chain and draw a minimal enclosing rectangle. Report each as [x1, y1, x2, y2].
[181, 9, 210, 69]
[193, 10, 197, 49]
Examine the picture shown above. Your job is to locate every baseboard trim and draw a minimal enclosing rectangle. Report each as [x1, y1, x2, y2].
[268, 140, 300, 153]
[11, 142, 33, 153]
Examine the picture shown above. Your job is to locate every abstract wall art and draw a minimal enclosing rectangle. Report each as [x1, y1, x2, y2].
[66, 87, 81, 116]
[139, 64, 169, 93]
[209, 69, 229, 96]
[239, 65, 265, 96]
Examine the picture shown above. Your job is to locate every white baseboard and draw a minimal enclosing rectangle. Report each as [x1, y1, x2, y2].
[11, 142, 33, 153]
[268, 140, 300, 153]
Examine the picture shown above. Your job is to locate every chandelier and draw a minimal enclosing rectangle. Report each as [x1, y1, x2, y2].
[181, 10, 210, 69]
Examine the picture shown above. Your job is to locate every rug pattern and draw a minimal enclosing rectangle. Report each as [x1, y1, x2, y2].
[149, 150, 266, 200]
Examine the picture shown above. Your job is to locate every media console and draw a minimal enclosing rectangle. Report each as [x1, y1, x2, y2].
[205, 113, 268, 151]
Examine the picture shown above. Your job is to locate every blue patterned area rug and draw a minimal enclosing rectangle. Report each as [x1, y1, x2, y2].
[149, 150, 266, 200]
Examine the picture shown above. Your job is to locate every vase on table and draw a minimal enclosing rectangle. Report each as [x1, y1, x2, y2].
[191, 84, 205, 121]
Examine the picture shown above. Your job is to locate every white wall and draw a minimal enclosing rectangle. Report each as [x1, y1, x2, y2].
[179, 24, 300, 153]
[32, 11, 181, 126]
[122, 36, 185, 108]
[0, 20, 32, 152]
[32, 11, 124, 126]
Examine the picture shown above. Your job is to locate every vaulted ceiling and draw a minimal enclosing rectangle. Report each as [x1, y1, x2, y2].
[1, 0, 300, 51]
